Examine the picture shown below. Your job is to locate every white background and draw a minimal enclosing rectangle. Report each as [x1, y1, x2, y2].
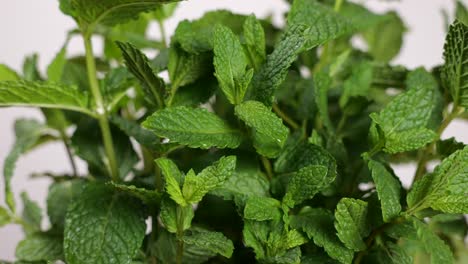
[1, 0, 467, 260]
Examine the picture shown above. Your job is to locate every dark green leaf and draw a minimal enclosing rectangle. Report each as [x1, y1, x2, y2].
[15, 233, 63, 262]
[160, 196, 193, 233]
[244, 196, 282, 221]
[47, 180, 84, 230]
[334, 198, 369, 251]
[109, 115, 159, 148]
[243, 15, 266, 70]
[155, 158, 186, 206]
[21, 192, 42, 235]
[183, 228, 234, 258]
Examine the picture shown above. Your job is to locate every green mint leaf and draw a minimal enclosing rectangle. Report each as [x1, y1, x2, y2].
[0, 80, 93, 116]
[370, 69, 439, 153]
[283, 165, 334, 208]
[0, 206, 11, 227]
[155, 158, 186, 206]
[380, 242, 413, 264]
[334, 198, 369, 251]
[110, 182, 161, 205]
[64, 183, 146, 264]
[314, 72, 335, 133]
[408, 147, 468, 214]
[154, 2, 178, 21]
[64, 0, 179, 33]
[116, 41, 164, 108]
[244, 196, 282, 221]
[243, 220, 292, 260]
[412, 218, 454, 264]
[339, 61, 373, 108]
[168, 46, 211, 93]
[235, 100, 289, 157]
[3, 119, 47, 212]
[442, 20, 468, 108]
[367, 159, 402, 222]
[338, 2, 388, 32]
[363, 12, 406, 62]
[168, 76, 217, 107]
[47, 46, 67, 82]
[22, 54, 43, 81]
[456, 0, 468, 26]
[286, 229, 308, 249]
[160, 196, 193, 233]
[21, 192, 42, 235]
[143, 106, 242, 149]
[183, 228, 234, 258]
[173, 10, 247, 54]
[250, 25, 308, 106]
[15, 233, 63, 262]
[436, 137, 465, 158]
[182, 156, 236, 204]
[109, 115, 159, 149]
[288, 0, 353, 49]
[290, 207, 354, 264]
[243, 15, 266, 69]
[243, 220, 270, 259]
[0, 64, 20, 81]
[47, 180, 84, 230]
[265, 247, 302, 264]
[213, 24, 253, 105]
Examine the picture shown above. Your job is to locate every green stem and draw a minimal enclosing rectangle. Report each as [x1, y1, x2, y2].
[158, 20, 167, 48]
[334, 0, 344, 12]
[176, 206, 186, 264]
[413, 106, 463, 182]
[166, 82, 180, 107]
[273, 104, 300, 130]
[59, 129, 78, 177]
[261, 156, 273, 180]
[83, 35, 119, 181]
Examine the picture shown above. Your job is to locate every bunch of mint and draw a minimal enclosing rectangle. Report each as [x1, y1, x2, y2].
[1, 0, 468, 263]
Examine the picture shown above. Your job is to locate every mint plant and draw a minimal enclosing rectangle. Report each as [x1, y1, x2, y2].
[1, 0, 468, 263]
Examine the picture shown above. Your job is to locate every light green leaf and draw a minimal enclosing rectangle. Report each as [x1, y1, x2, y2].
[314, 72, 334, 133]
[213, 24, 253, 105]
[456, 1, 468, 26]
[412, 218, 454, 264]
[288, 0, 354, 49]
[0, 80, 93, 116]
[0, 64, 20, 81]
[244, 196, 281, 221]
[286, 229, 308, 249]
[65, 0, 179, 32]
[339, 61, 373, 108]
[110, 182, 161, 205]
[160, 196, 193, 233]
[235, 100, 289, 158]
[363, 12, 406, 62]
[250, 25, 308, 106]
[0, 206, 12, 227]
[243, 15, 266, 70]
[367, 159, 402, 222]
[290, 207, 354, 264]
[154, 2, 178, 21]
[182, 156, 236, 204]
[442, 20, 468, 107]
[408, 147, 468, 214]
[338, 2, 388, 32]
[283, 165, 334, 208]
[47, 180, 84, 230]
[47, 46, 67, 82]
[116, 41, 164, 108]
[334, 198, 369, 251]
[183, 228, 234, 258]
[64, 183, 146, 264]
[143, 106, 242, 149]
[21, 192, 42, 235]
[155, 158, 186, 206]
[3, 119, 47, 212]
[109, 115, 159, 148]
[15, 233, 63, 262]
[370, 69, 439, 153]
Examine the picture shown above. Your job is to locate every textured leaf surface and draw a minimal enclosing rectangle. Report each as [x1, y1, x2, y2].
[250, 25, 308, 106]
[442, 20, 468, 107]
[21, 192, 42, 235]
[370, 69, 439, 153]
[117, 41, 164, 107]
[288, 0, 353, 48]
[160, 196, 193, 233]
[0, 80, 92, 116]
[47, 180, 84, 230]
[243, 15, 266, 69]
[290, 208, 354, 264]
[235, 100, 289, 157]
[64, 183, 146, 264]
[244, 196, 281, 221]
[110, 182, 161, 205]
[412, 218, 454, 264]
[183, 228, 234, 258]
[16, 233, 63, 262]
[408, 147, 468, 214]
[3, 119, 47, 211]
[155, 158, 185, 206]
[143, 106, 242, 149]
[314, 72, 334, 133]
[367, 159, 402, 222]
[334, 198, 369, 251]
[182, 156, 236, 204]
[339, 61, 373, 108]
[213, 24, 252, 105]
[0, 64, 20, 81]
[65, 0, 179, 30]
[110, 115, 159, 148]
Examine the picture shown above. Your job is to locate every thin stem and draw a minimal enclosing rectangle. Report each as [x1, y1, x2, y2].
[59, 129, 78, 177]
[273, 104, 300, 130]
[176, 206, 186, 264]
[261, 156, 273, 180]
[158, 20, 167, 48]
[334, 0, 345, 12]
[83, 35, 119, 181]
[166, 82, 180, 107]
